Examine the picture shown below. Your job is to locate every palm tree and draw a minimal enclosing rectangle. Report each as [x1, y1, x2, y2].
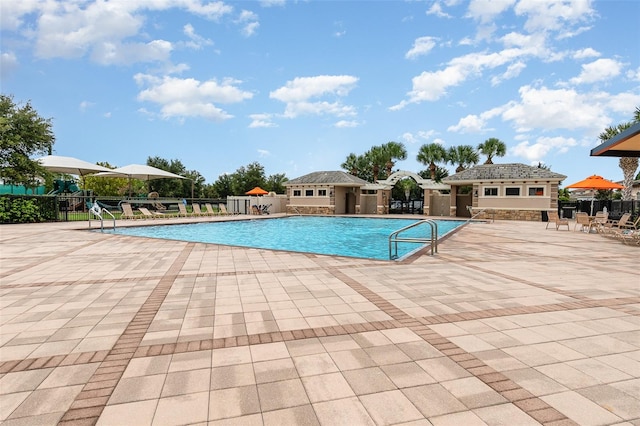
[366, 146, 388, 182]
[342, 153, 360, 175]
[478, 138, 507, 164]
[380, 141, 407, 177]
[447, 145, 479, 173]
[417, 143, 447, 180]
[598, 107, 639, 201]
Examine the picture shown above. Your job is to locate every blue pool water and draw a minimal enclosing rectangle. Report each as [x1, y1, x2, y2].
[106, 216, 464, 260]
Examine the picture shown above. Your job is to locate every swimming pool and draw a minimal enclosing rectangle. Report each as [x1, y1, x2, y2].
[106, 216, 464, 261]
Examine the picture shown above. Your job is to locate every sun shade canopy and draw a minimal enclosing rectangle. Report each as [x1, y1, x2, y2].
[36, 155, 115, 176]
[565, 175, 624, 190]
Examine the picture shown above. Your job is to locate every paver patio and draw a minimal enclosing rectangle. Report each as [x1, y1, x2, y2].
[0, 215, 638, 425]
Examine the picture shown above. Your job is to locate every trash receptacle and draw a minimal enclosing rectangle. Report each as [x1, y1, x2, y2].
[561, 206, 576, 219]
[541, 211, 549, 222]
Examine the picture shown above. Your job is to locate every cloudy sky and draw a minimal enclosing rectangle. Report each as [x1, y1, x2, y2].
[2, 0, 639, 186]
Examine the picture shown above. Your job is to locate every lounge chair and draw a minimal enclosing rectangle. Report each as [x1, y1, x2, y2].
[139, 207, 168, 219]
[218, 203, 233, 215]
[604, 213, 631, 230]
[587, 211, 609, 233]
[251, 205, 262, 215]
[204, 203, 217, 216]
[620, 229, 640, 246]
[192, 204, 206, 216]
[574, 212, 590, 232]
[177, 203, 191, 217]
[546, 210, 569, 230]
[120, 203, 137, 220]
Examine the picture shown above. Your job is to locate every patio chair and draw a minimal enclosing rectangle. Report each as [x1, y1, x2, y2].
[599, 212, 631, 234]
[120, 203, 137, 220]
[546, 210, 569, 230]
[587, 211, 609, 233]
[574, 212, 590, 232]
[251, 205, 262, 215]
[192, 204, 206, 216]
[139, 207, 168, 219]
[177, 203, 192, 217]
[218, 203, 233, 215]
[204, 203, 217, 216]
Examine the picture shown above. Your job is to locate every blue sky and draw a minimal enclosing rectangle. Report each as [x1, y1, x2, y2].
[2, 0, 639, 187]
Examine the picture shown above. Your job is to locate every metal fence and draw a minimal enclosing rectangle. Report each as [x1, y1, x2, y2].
[558, 199, 639, 220]
[0, 194, 227, 224]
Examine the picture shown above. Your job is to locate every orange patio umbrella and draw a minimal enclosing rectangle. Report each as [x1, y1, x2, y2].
[565, 175, 623, 215]
[565, 175, 624, 190]
[245, 186, 269, 195]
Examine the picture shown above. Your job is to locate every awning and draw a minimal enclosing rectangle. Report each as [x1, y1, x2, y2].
[590, 121, 640, 157]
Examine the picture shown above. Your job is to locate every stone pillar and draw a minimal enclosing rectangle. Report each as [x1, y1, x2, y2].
[423, 189, 431, 215]
[449, 185, 457, 217]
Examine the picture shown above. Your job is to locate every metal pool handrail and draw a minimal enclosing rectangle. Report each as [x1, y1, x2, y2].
[89, 203, 116, 232]
[388, 219, 438, 260]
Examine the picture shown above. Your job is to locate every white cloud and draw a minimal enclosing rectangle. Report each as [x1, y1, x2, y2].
[257, 149, 271, 157]
[626, 66, 640, 82]
[135, 74, 253, 121]
[569, 58, 623, 85]
[249, 113, 277, 128]
[260, 0, 286, 7]
[426, 3, 452, 18]
[406, 36, 437, 60]
[466, 0, 516, 24]
[8, 1, 232, 65]
[512, 136, 578, 162]
[402, 130, 436, 144]
[270, 75, 358, 118]
[236, 10, 259, 37]
[79, 101, 94, 112]
[573, 47, 600, 60]
[91, 40, 174, 66]
[501, 85, 611, 134]
[335, 120, 359, 128]
[0, 51, 19, 77]
[183, 24, 213, 50]
[448, 114, 487, 133]
[491, 61, 526, 86]
[514, 0, 595, 35]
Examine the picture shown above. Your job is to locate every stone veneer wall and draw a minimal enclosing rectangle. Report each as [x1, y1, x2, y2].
[474, 209, 543, 221]
[286, 206, 334, 215]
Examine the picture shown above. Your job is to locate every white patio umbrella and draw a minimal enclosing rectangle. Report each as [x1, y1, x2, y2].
[94, 164, 187, 197]
[36, 155, 115, 176]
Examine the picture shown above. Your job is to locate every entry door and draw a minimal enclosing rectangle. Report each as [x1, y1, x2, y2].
[346, 193, 356, 214]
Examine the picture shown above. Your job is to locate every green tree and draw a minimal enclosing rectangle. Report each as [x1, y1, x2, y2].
[447, 145, 479, 173]
[478, 137, 507, 164]
[211, 173, 234, 198]
[265, 173, 288, 194]
[598, 107, 639, 201]
[230, 162, 267, 195]
[146, 156, 187, 197]
[417, 143, 447, 180]
[0, 95, 55, 186]
[380, 141, 407, 177]
[341, 152, 372, 182]
[418, 166, 449, 183]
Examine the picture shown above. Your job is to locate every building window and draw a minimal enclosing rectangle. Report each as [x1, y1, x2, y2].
[293, 190, 301, 196]
[528, 187, 544, 196]
[305, 189, 314, 196]
[505, 187, 520, 196]
[318, 189, 327, 196]
[484, 187, 498, 196]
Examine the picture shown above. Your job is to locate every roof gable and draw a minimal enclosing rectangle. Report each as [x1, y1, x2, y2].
[285, 171, 370, 186]
[443, 163, 566, 182]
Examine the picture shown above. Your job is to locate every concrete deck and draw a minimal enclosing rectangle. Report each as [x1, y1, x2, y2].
[1, 215, 638, 425]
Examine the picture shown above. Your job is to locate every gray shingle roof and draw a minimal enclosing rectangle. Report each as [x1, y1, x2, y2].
[285, 171, 370, 186]
[443, 163, 566, 182]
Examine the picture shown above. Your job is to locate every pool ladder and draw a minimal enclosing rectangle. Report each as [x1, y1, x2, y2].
[388, 219, 438, 260]
[89, 202, 116, 232]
